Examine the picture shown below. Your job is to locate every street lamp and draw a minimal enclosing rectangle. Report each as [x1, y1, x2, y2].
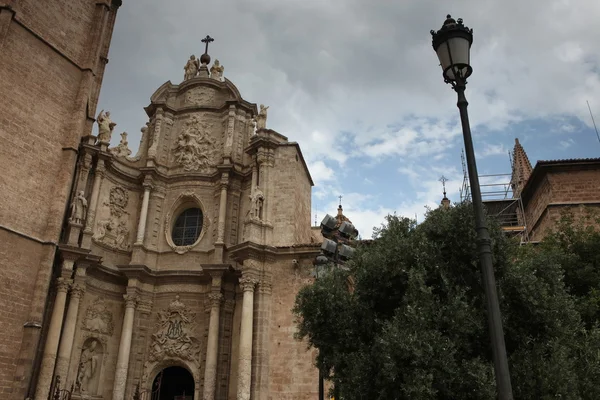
[431, 15, 514, 400]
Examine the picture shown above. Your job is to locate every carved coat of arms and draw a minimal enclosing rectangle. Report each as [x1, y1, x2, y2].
[147, 296, 201, 363]
[173, 115, 217, 172]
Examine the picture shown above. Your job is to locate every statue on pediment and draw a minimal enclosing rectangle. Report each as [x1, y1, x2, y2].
[96, 110, 116, 143]
[109, 132, 132, 158]
[210, 59, 224, 81]
[256, 104, 269, 130]
[184, 55, 199, 80]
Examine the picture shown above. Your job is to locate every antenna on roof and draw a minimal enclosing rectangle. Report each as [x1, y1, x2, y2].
[586, 100, 600, 147]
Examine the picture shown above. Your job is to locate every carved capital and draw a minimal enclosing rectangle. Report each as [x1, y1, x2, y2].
[143, 176, 154, 190]
[70, 283, 86, 299]
[123, 293, 139, 309]
[95, 161, 106, 175]
[56, 278, 72, 293]
[208, 292, 223, 308]
[239, 276, 257, 292]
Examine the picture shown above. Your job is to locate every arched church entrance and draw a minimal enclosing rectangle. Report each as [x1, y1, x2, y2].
[152, 366, 195, 400]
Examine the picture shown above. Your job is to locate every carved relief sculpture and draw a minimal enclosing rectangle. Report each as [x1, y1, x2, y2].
[93, 186, 132, 250]
[69, 191, 88, 225]
[96, 109, 116, 143]
[142, 296, 201, 385]
[210, 59, 224, 81]
[184, 55, 200, 80]
[75, 339, 101, 394]
[147, 296, 201, 363]
[83, 297, 114, 336]
[255, 104, 269, 130]
[109, 132, 132, 158]
[184, 87, 217, 107]
[173, 115, 217, 171]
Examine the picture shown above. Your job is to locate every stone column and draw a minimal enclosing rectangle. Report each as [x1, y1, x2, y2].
[112, 293, 138, 400]
[135, 177, 153, 245]
[252, 279, 273, 400]
[34, 276, 72, 400]
[217, 173, 229, 244]
[54, 276, 86, 383]
[82, 159, 106, 248]
[203, 292, 223, 400]
[236, 275, 257, 400]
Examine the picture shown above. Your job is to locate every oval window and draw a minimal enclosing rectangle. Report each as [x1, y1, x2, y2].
[172, 207, 203, 246]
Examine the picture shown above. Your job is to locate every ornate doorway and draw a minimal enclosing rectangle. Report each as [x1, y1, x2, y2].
[152, 366, 195, 400]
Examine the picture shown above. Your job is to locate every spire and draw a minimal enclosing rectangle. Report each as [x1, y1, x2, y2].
[439, 175, 451, 209]
[511, 138, 533, 197]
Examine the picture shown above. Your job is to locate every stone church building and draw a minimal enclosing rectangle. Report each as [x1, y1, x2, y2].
[0, 1, 323, 400]
[3, 2, 599, 400]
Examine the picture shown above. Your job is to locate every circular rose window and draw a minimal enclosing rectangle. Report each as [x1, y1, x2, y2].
[171, 207, 203, 246]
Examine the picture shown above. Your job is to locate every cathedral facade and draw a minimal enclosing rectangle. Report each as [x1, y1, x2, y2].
[0, 2, 322, 399]
[34, 51, 323, 400]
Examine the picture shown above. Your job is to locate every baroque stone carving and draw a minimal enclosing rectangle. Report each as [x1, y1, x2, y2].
[184, 55, 199, 80]
[147, 296, 201, 363]
[108, 186, 129, 217]
[69, 191, 88, 225]
[173, 115, 217, 171]
[96, 109, 116, 143]
[93, 186, 131, 251]
[256, 104, 269, 130]
[109, 132, 132, 158]
[184, 88, 217, 106]
[75, 339, 101, 394]
[82, 297, 114, 336]
[239, 276, 258, 292]
[210, 59, 224, 81]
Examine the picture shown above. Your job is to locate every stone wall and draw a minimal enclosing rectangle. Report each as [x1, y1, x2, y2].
[0, 2, 121, 398]
[524, 166, 600, 241]
[268, 259, 319, 399]
[270, 145, 313, 247]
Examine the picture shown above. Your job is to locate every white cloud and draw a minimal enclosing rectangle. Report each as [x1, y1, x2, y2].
[98, 0, 600, 237]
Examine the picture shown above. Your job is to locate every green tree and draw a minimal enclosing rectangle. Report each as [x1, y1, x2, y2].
[294, 203, 600, 399]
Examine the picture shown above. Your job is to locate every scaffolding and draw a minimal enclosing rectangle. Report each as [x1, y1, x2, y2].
[459, 150, 530, 243]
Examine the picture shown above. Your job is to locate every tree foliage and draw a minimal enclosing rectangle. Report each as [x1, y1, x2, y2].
[293, 203, 600, 399]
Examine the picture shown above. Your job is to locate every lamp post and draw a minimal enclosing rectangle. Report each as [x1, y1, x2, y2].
[431, 15, 513, 400]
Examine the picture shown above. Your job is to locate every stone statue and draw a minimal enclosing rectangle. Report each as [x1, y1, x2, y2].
[184, 55, 199, 80]
[69, 191, 88, 225]
[115, 220, 130, 250]
[76, 340, 100, 393]
[96, 110, 116, 143]
[251, 187, 265, 220]
[109, 132, 132, 157]
[210, 59, 224, 81]
[256, 104, 269, 130]
[250, 118, 257, 135]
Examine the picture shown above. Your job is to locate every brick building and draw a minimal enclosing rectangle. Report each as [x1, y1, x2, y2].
[480, 139, 600, 242]
[0, 1, 122, 399]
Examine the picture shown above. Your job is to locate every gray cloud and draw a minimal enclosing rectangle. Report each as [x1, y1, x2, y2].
[100, 0, 600, 183]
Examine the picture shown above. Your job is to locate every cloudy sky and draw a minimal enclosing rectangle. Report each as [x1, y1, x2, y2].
[99, 0, 600, 238]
